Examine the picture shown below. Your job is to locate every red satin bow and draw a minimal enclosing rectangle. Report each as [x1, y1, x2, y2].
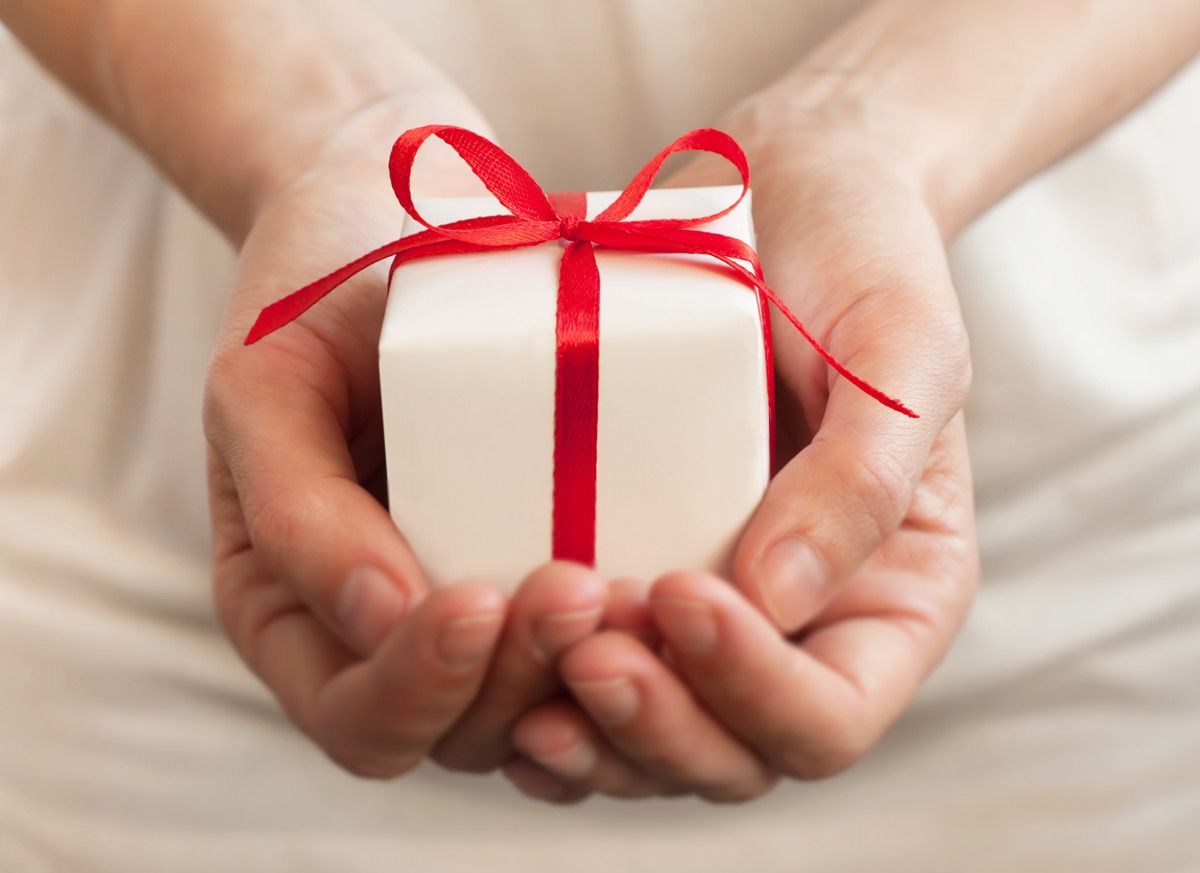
[245, 125, 917, 566]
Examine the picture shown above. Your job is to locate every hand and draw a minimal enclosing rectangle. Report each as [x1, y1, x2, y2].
[203, 92, 607, 777]
[501, 108, 979, 803]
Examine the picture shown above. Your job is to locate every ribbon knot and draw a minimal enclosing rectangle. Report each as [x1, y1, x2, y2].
[558, 214, 583, 242]
[243, 124, 917, 567]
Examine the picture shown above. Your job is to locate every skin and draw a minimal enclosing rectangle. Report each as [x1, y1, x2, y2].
[4, 0, 1199, 801]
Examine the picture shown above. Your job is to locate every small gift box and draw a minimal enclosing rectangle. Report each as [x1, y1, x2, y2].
[246, 126, 911, 592]
[379, 185, 770, 588]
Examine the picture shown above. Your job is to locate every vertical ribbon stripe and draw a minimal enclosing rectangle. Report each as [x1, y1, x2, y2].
[548, 191, 599, 564]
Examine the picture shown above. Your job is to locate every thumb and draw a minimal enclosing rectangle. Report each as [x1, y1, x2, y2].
[205, 340, 428, 658]
[733, 305, 971, 633]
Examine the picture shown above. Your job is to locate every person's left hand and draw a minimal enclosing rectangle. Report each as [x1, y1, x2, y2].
[499, 107, 980, 804]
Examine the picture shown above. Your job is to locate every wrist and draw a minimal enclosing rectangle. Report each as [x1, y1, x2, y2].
[722, 71, 978, 239]
[234, 81, 491, 233]
[98, 1, 487, 243]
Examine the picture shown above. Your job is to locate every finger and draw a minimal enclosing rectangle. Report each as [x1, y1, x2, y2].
[510, 698, 663, 799]
[204, 335, 425, 657]
[560, 632, 777, 803]
[432, 562, 605, 771]
[501, 758, 591, 805]
[601, 577, 660, 648]
[649, 570, 960, 779]
[305, 582, 506, 778]
[734, 284, 972, 632]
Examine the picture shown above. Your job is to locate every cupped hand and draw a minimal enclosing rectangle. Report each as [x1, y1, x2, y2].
[203, 93, 606, 777]
[503, 114, 979, 803]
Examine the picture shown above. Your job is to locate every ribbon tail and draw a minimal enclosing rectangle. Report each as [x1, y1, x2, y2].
[244, 220, 528, 345]
[586, 224, 919, 419]
[245, 237, 418, 345]
[715, 256, 919, 419]
[757, 283, 919, 419]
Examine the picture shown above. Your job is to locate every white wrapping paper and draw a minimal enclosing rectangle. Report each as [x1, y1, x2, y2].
[379, 185, 769, 589]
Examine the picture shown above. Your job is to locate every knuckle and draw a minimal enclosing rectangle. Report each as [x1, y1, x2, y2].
[843, 448, 913, 542]
[245, 487, 324, 556]
[310, 691, 437, 781]
[210, 564, 307, 673]
[312, 706, 421, 781]
[776, 722, 872, 781]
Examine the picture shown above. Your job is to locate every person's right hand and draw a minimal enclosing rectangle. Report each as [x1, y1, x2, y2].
[202, 90, 607, 778]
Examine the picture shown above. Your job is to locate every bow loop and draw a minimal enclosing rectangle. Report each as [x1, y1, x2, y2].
[244, 124, 915, 421]
[389, 125, 557, 232]
[594, 128, 750, 226]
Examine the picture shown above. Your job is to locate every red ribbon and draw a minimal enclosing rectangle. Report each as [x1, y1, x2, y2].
[245, 125, 917, 566]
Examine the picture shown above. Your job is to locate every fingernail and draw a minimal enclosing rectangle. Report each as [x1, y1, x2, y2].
[759, 537, 828, 632]
[653, 597, 718, 656]
[531, 606, 604, 662]
[529, 738, 598, 779]
[337, 567, 407, 654]
[436, 611, 503, 669]
[568, 676, 639, 727]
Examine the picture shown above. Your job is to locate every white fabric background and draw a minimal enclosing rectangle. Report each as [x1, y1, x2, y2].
[2, 2, 1199, 870]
